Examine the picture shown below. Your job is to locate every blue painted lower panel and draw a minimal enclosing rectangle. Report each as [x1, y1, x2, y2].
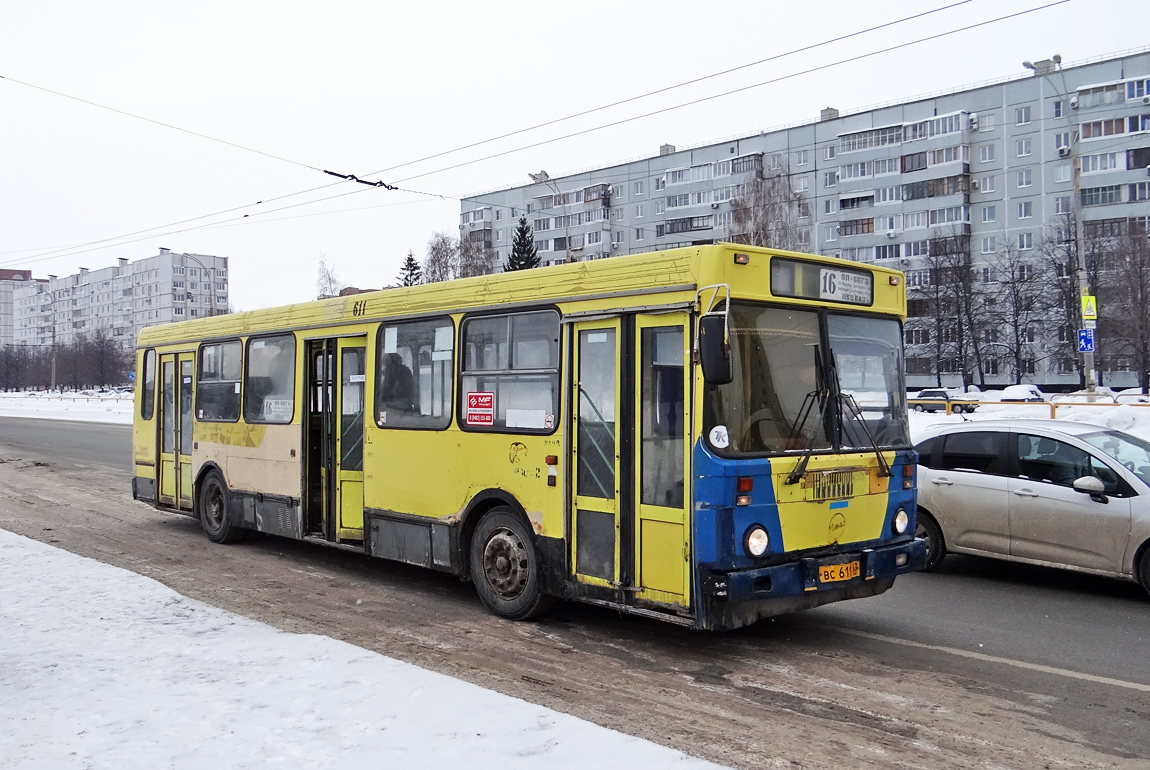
[697, 538, 927, 631]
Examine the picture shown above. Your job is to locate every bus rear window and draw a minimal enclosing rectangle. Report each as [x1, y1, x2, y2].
[197, 340, 242, 422]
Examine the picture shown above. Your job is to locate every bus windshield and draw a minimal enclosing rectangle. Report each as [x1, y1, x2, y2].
[703, 303, 909, 455]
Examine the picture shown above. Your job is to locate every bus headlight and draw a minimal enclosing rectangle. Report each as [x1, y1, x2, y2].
[893, 508, 909, 535]
[745, 526, 770, 557]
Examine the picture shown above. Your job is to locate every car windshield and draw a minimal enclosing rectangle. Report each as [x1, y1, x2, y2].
[1079, 430, 1150, 486]
[703, 303, 909, 455]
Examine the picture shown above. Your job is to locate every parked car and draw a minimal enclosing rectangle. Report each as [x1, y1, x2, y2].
[1000, 384, 1045, 403]
[913, 419, 1150, 593]
[910, 389, 979, 414]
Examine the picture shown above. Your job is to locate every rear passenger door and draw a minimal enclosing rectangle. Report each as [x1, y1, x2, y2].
[921, 430, 1010, 555]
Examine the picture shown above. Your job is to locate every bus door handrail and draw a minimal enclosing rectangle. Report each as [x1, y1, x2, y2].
[693, 283, 731, 362]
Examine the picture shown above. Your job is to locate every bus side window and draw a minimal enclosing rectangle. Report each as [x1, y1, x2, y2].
[460, 310, 559, 433]
[197, 340, 242, 421]
[244, 334, 296, 424]
[377, 317, 454, 429]
[141, 349, 156, 420]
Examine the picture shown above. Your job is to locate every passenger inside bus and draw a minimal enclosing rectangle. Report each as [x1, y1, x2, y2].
[379, 352, 416, 413]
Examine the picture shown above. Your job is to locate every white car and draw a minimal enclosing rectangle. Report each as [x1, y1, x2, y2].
[914, 419, 1150, 593]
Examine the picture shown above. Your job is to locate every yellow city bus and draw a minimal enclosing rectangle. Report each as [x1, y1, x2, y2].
[131, 243, 924, 631]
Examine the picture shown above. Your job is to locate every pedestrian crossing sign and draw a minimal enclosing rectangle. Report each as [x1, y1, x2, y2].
[1081, 295, 1098, 321]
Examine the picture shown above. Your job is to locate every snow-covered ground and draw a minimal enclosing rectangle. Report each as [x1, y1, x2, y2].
[0, 530, 724, 769]
[0, 391, 133, 424]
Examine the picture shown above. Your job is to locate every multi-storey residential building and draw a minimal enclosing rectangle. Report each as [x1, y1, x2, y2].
[0, 270, 35, 348]
[10, 248, 229, 350]
[461, 50, 1150, 389]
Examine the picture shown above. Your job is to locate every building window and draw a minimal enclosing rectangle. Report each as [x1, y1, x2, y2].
[633, 181, 645, 196]
[1016, 138, 1032, 157]
[1018, 201, 1033, 219]
[979, 113, 995, 132]
[1016, 106, 1031, 125]
[980, 144, 995, 163]
[796, 149, 808, 166]
[460, 310, 559, 433]
[1017, 170, 1032, 188]
[824, 146, 836, 161]
[1081, 119, 1125, 139]
[1018, 232, 1033, 251]
[1081, 152, 1119, 173]
[1053, 100, 1064, 118]
[634, 205, 645, 218]
[634, 228, 644, 241]
[824, 225, 838, 242]
[1054, 131, 1070, 151]
[1055, 163, 1071, 183]
[979, 176, 995, 193]
[981, 237, 996, 254]
[1081, 186, 1122, 206]
[823, 172, 838, 188]
[1131, 182, 1150, 202]
[1055, 196, 1071, 214]
[197, 340, 242, 422]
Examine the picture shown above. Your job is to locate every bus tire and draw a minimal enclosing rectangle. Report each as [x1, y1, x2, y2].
[915, 509, 945, 571]
[469, 508, 554, 621]
[198, 469, 246, 545]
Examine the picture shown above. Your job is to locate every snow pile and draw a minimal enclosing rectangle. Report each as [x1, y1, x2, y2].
[0, 530, 725, 770]
[0, 391, 133, 424]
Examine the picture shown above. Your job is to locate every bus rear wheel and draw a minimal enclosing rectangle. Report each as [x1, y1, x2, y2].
[198, 469, 247, 544]
[469, 509, 554, 621]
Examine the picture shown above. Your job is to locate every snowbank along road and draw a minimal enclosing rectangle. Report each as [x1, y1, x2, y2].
[1, 419, 1148, 769]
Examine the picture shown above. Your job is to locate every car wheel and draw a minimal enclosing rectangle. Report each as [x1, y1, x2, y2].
[198, 469, 247, 544]
[1138, 546, 1150, 596]
[915, 510, 946, 571]
[913, 404, 925, 412]
[469, 508, 555, 621]
[954, 405, 968, 414]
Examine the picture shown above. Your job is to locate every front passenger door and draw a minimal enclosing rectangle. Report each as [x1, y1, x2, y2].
[1008, 433, 1132, 572]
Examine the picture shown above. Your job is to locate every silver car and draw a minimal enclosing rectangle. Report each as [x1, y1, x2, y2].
[914, 419, 1150, 593]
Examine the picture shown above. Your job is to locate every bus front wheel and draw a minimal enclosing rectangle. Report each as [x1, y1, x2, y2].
[198, 469, 247, 544]
[469, 509, 554, 621]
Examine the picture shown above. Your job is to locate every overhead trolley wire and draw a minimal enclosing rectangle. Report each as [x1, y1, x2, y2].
[0, 1, 1067, 267]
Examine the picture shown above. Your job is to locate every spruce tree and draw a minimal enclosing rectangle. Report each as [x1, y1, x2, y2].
[397, 249, 422, 286]
[505, 216, 540, 271]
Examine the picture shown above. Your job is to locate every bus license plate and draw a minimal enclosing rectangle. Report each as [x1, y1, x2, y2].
[818, 561, 860, 583]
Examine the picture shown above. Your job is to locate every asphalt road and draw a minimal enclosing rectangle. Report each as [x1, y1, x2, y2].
[2, 419, 1148, 768]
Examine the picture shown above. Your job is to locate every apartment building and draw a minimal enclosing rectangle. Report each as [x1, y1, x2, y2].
[10, 248, 229, 350]
[0, 270, 36, 348]
[460, 49, 1150, 389]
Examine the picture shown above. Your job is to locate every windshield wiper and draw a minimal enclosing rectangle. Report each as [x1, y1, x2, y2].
[838, 392, 892, 478]
[785, 345, 831, 485]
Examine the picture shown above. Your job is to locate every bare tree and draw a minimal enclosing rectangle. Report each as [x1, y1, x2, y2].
[1036, 218, 1084, 386]
[86, 328, 128, 387]
[423, 232, 458, 283]
[457, 234, 495, 278]
[986, 242, 1050, 384]
[316, 253, 344, 299]
[1099, 225, 1150, 392]
[730, 156, 807, 251]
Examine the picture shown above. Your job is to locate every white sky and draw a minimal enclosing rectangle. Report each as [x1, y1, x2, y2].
[2, 0, 1147, 311]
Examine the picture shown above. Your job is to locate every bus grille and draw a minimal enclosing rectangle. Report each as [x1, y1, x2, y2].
[809, 470, 854, 501]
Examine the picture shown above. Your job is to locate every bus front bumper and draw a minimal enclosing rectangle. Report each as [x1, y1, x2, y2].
[698, 538, 927, 631]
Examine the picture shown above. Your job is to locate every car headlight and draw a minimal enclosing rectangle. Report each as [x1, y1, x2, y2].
[893, 508, 909, 535]
[745, 526, 769, 557]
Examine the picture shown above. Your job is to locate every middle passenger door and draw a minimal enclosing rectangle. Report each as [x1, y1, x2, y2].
[569, 313, 691, 609]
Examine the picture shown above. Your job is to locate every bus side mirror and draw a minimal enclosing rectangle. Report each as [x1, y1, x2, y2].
[698, 315, 732, 385]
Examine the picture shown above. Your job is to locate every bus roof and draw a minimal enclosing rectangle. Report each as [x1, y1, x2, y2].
[137, 243, 905, 348]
